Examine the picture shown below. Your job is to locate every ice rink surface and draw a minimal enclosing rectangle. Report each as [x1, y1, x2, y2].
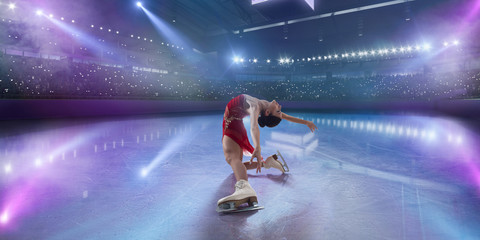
[1, 112, 480, 239]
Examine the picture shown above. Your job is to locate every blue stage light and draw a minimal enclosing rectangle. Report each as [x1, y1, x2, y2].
[136, 1, 142, 7]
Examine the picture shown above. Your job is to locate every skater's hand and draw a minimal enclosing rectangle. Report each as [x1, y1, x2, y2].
[306, 121, 318, 132]
[250, 148, 262, 173]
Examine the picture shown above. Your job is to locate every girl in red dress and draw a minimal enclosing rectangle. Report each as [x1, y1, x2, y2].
[218, 94, 318, 210]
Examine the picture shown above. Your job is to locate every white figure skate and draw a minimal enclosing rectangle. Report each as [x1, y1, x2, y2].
[263, 150, 290, 173]
[217, 180, 263, 213]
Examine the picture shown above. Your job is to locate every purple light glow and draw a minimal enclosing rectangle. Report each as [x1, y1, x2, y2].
[465, 0, 480, 22]
[1, 179, 36, 229]
[0, 211, 8, 224]
[467, 161, 480, 194]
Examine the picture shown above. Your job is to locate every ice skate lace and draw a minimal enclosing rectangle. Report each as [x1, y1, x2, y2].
[235, 181, 246, 190]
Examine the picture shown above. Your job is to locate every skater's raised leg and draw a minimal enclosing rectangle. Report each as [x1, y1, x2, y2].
[243, 154, 286, 173]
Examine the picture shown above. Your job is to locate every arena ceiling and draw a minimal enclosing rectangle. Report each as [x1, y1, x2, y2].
[130, 0, 470, 54]
[4, 0, 475, 55]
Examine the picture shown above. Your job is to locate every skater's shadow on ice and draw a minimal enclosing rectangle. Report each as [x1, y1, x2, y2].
[267, 173, 290, 186]
[247, 173, 291, 186]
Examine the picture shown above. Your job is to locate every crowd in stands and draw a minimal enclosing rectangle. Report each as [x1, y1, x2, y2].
[1, 54, 479, 102]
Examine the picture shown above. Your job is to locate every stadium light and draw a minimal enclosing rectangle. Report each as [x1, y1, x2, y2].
[453, 40, 459, 45]
[8, 3, 15, 10]
[443, 41, 449, 46]
[253, 58, 257, 63]
[36, 10, 43, 16]
[266, 59, 271, 63]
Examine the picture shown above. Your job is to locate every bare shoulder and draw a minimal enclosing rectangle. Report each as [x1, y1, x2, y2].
[243, 94, 259, 109]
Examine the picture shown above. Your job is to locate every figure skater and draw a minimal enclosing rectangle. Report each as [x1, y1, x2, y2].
[218, 94, 318, 210]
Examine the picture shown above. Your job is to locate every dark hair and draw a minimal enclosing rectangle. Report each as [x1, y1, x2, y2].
[258, 112, 282, 128]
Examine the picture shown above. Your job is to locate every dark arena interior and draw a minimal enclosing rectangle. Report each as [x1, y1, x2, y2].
[1, 0, 480, 239]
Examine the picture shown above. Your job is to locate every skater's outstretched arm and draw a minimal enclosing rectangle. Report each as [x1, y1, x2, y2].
[282, 113, 318, 132]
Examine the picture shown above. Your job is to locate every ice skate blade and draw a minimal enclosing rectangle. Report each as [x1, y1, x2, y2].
[276, 150, 290, 172]
[216, 204, 264, 213]
[217, 196, 258, 209]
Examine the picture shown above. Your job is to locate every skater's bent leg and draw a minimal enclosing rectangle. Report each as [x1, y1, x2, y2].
[230, 158, 248, 181]
[223, 136, 248, 181]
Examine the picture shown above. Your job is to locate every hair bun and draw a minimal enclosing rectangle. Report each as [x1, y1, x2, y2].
[258, 116, 266, 128]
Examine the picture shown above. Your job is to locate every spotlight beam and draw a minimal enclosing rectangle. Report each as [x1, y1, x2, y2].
[139, 6, 189, 50]
[44, 15, 115, 57]
[141, 133, 186, 177]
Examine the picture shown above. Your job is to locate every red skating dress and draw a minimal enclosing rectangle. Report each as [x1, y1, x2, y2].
[222, 94, 255, 156]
